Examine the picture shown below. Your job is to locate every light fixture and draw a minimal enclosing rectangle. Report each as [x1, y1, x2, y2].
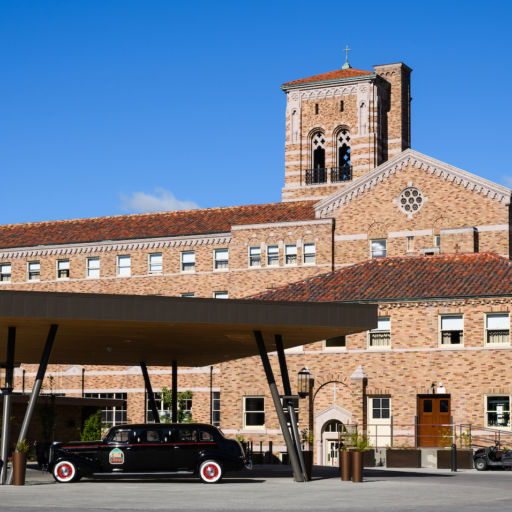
[298, 367, 312, 398]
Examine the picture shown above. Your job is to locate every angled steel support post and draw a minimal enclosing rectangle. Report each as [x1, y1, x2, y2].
[140, 362, 160, 423]
[171, 360, 178, 423]
[7, 324, 58, 485]
[274, 334, 307, 480]
[254, 331, 304, 482]
[1, 327, 16, 485]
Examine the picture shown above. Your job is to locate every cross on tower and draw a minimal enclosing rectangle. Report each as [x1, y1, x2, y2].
[342, 45, 352, 70]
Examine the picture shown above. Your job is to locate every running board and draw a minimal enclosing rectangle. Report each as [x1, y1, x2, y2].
[91, 471, 195, 476]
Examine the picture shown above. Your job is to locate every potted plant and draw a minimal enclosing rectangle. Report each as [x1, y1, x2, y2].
[339, 442, 351, 481]
[351, 434, 371, 483]
[13, 439, 30, 486]
[386, 443, 421, 468]
[437, 428, 474, 469]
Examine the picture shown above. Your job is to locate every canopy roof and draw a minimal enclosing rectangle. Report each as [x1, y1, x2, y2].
[0, 290, 376, 366]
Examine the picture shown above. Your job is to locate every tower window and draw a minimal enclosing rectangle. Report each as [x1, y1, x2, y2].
[315, 103, 319, 115]
[336, 129, 351, 170]
[340, 100, 344, 112]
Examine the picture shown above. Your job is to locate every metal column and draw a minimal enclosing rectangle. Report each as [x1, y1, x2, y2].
[7, 324, 58, 485]
[0, 327, 16, 485]
[171, 360, 178, 423]
[274, 334, 306, 480]
[140, 362, 160, 424]
[254, 331, 304, 482]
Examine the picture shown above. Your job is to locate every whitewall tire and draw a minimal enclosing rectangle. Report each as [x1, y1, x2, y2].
[53, 460, 78, 483]
[199, 460, 223, 483]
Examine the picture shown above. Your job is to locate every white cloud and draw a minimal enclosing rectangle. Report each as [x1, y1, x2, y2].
[120, 187, 199, 213]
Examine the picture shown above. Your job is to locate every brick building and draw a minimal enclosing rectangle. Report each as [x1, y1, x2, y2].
[1, 58, 511, 465]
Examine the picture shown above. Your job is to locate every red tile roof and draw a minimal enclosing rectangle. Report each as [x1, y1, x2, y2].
[0, 201, 317, 249]
[282, 68, 374, 87]
[250, 253, 512, 302]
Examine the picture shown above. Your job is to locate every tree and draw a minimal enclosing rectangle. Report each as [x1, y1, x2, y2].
[80, 410, 103, 441]
[160, 388, 193, 423]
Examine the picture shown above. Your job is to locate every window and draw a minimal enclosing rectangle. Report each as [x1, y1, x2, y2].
[146, 392, 193, 423]
[371, 397, 390, 419]
[311, 131, 326, 170]
[406, 236, 414, 252]
[485, 395, 510, 428]
[336, 129, 351, 170]
[303, 243, 316, 264]
[370, 239, 387, 258]
[117, 255, 131, 276]
[109, 429, 131, 443]
[398, 187, 424, 215]
[28, 261, 40, 281]
[486, 313, 510, 345]
[212, 391, 220, 427]
[324, 336, 346, 350]
[440, 315, 464, 345]
[243, 396, 265, 428]
[181, 293, 195, 298]
[267, 245, 279, 266]
[315, 103, 319, 115]
[369, 317, 391, 348]
[249, 246, 261, 267]
[84, 392, 127, 426]
[149, 253, 162, 274]
[340, 100, 344, 112]
[214, 249, 229, 270]
[57, 259, 70, 279]
[214, 291, 228, 299]
[199, 429, 214, 442]
[87, 257, 100, 278]
[434, 234, 441, 248]
[0, 263, 12, 282]
[175, 427, 197, 442]
[285, 244, 297, 265]
[181, 251, 195, 272]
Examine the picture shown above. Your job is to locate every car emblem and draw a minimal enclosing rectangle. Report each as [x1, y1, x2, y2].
[109, 448, 125, 464]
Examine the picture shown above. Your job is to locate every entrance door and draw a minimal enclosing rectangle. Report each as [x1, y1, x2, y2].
[418, 395, 451, 447]
[325, 440, 339, 466]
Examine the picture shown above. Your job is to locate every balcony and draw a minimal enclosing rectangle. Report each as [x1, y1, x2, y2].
[305, 165, 352, 185]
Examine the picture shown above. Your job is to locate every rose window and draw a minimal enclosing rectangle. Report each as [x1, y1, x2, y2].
[398, 187, 423, 214]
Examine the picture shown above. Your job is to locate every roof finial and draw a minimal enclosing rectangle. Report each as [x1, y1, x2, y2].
[342, 45, 352, 70]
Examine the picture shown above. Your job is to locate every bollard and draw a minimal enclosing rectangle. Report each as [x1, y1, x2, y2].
[451, 443, 457, 472]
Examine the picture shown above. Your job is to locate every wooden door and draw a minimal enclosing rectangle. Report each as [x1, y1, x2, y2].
[417, 395, 451, 447]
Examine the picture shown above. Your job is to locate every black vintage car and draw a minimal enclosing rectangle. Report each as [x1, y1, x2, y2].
[49, 423, 250, 484]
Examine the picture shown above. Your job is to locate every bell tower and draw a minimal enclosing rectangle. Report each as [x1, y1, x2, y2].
[281, 52, 412, 202]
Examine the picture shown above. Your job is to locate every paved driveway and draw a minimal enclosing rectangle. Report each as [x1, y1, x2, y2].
[0, 465, 511, 512]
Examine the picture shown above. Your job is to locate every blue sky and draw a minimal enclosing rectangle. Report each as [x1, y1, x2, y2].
[1, 0, 511, 224]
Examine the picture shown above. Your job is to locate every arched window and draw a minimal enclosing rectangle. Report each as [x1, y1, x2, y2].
[311, 131, 326, 170]
[322, 419, 343, 433]
[333, 128, 351, 182]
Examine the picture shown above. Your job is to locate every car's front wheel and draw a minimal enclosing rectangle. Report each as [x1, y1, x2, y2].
[53, 460, 79, 483]
[199, 460, 223, 483]
[474, 458, 487, 471]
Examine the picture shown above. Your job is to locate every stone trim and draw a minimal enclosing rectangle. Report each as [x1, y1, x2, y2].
[441, 227, 476, 235]
[388, 229, 433, 238]
[314, 149, 512, 217]
[43, 387, 220, 394]
[0, 233, 232, 259]
[477, 224, 509, 232]
[231, 219, 333, 231]
[17, 366, 220, 377]
[335, 233, 368, 241]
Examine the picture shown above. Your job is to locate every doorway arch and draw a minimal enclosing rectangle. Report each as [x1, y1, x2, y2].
[315, 404, 352, 465]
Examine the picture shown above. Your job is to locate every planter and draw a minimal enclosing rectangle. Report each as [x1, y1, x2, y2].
[351, 451, 363, 482]
[437, 449, 474, 469]
[386, 449, 421, 468]
[302, 450, 313, 481]
[12, 452, 27, 486]
[340, 450, 351, 481]
[364, 449, 376, 467]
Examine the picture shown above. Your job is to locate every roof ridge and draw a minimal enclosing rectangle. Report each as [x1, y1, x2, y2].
[1, 200, 317, 230]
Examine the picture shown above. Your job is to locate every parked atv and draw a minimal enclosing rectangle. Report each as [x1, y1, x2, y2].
[474, 441, 512, 471]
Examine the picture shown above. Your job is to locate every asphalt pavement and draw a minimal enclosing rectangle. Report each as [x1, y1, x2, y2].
[0, 464, 511, 512]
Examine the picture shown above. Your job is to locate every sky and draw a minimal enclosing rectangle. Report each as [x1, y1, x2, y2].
[1, 0, 511, 224]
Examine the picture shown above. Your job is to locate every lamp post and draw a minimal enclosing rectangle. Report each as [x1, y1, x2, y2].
[297, 367, 314, 480]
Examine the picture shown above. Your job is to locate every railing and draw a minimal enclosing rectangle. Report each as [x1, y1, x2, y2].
[305, 165, 352, 185]
[337, 422, 512, 449]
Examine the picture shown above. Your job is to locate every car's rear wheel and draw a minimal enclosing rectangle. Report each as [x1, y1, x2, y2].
[474, 458, 487, 471]
[53, 460, 79, 483]
[199, 460, 223, 483]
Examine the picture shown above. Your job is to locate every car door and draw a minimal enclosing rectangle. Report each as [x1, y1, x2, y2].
[172, 426, 199, 471]
[136, 428, 168, 472]
[98, 428, 139, 472]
